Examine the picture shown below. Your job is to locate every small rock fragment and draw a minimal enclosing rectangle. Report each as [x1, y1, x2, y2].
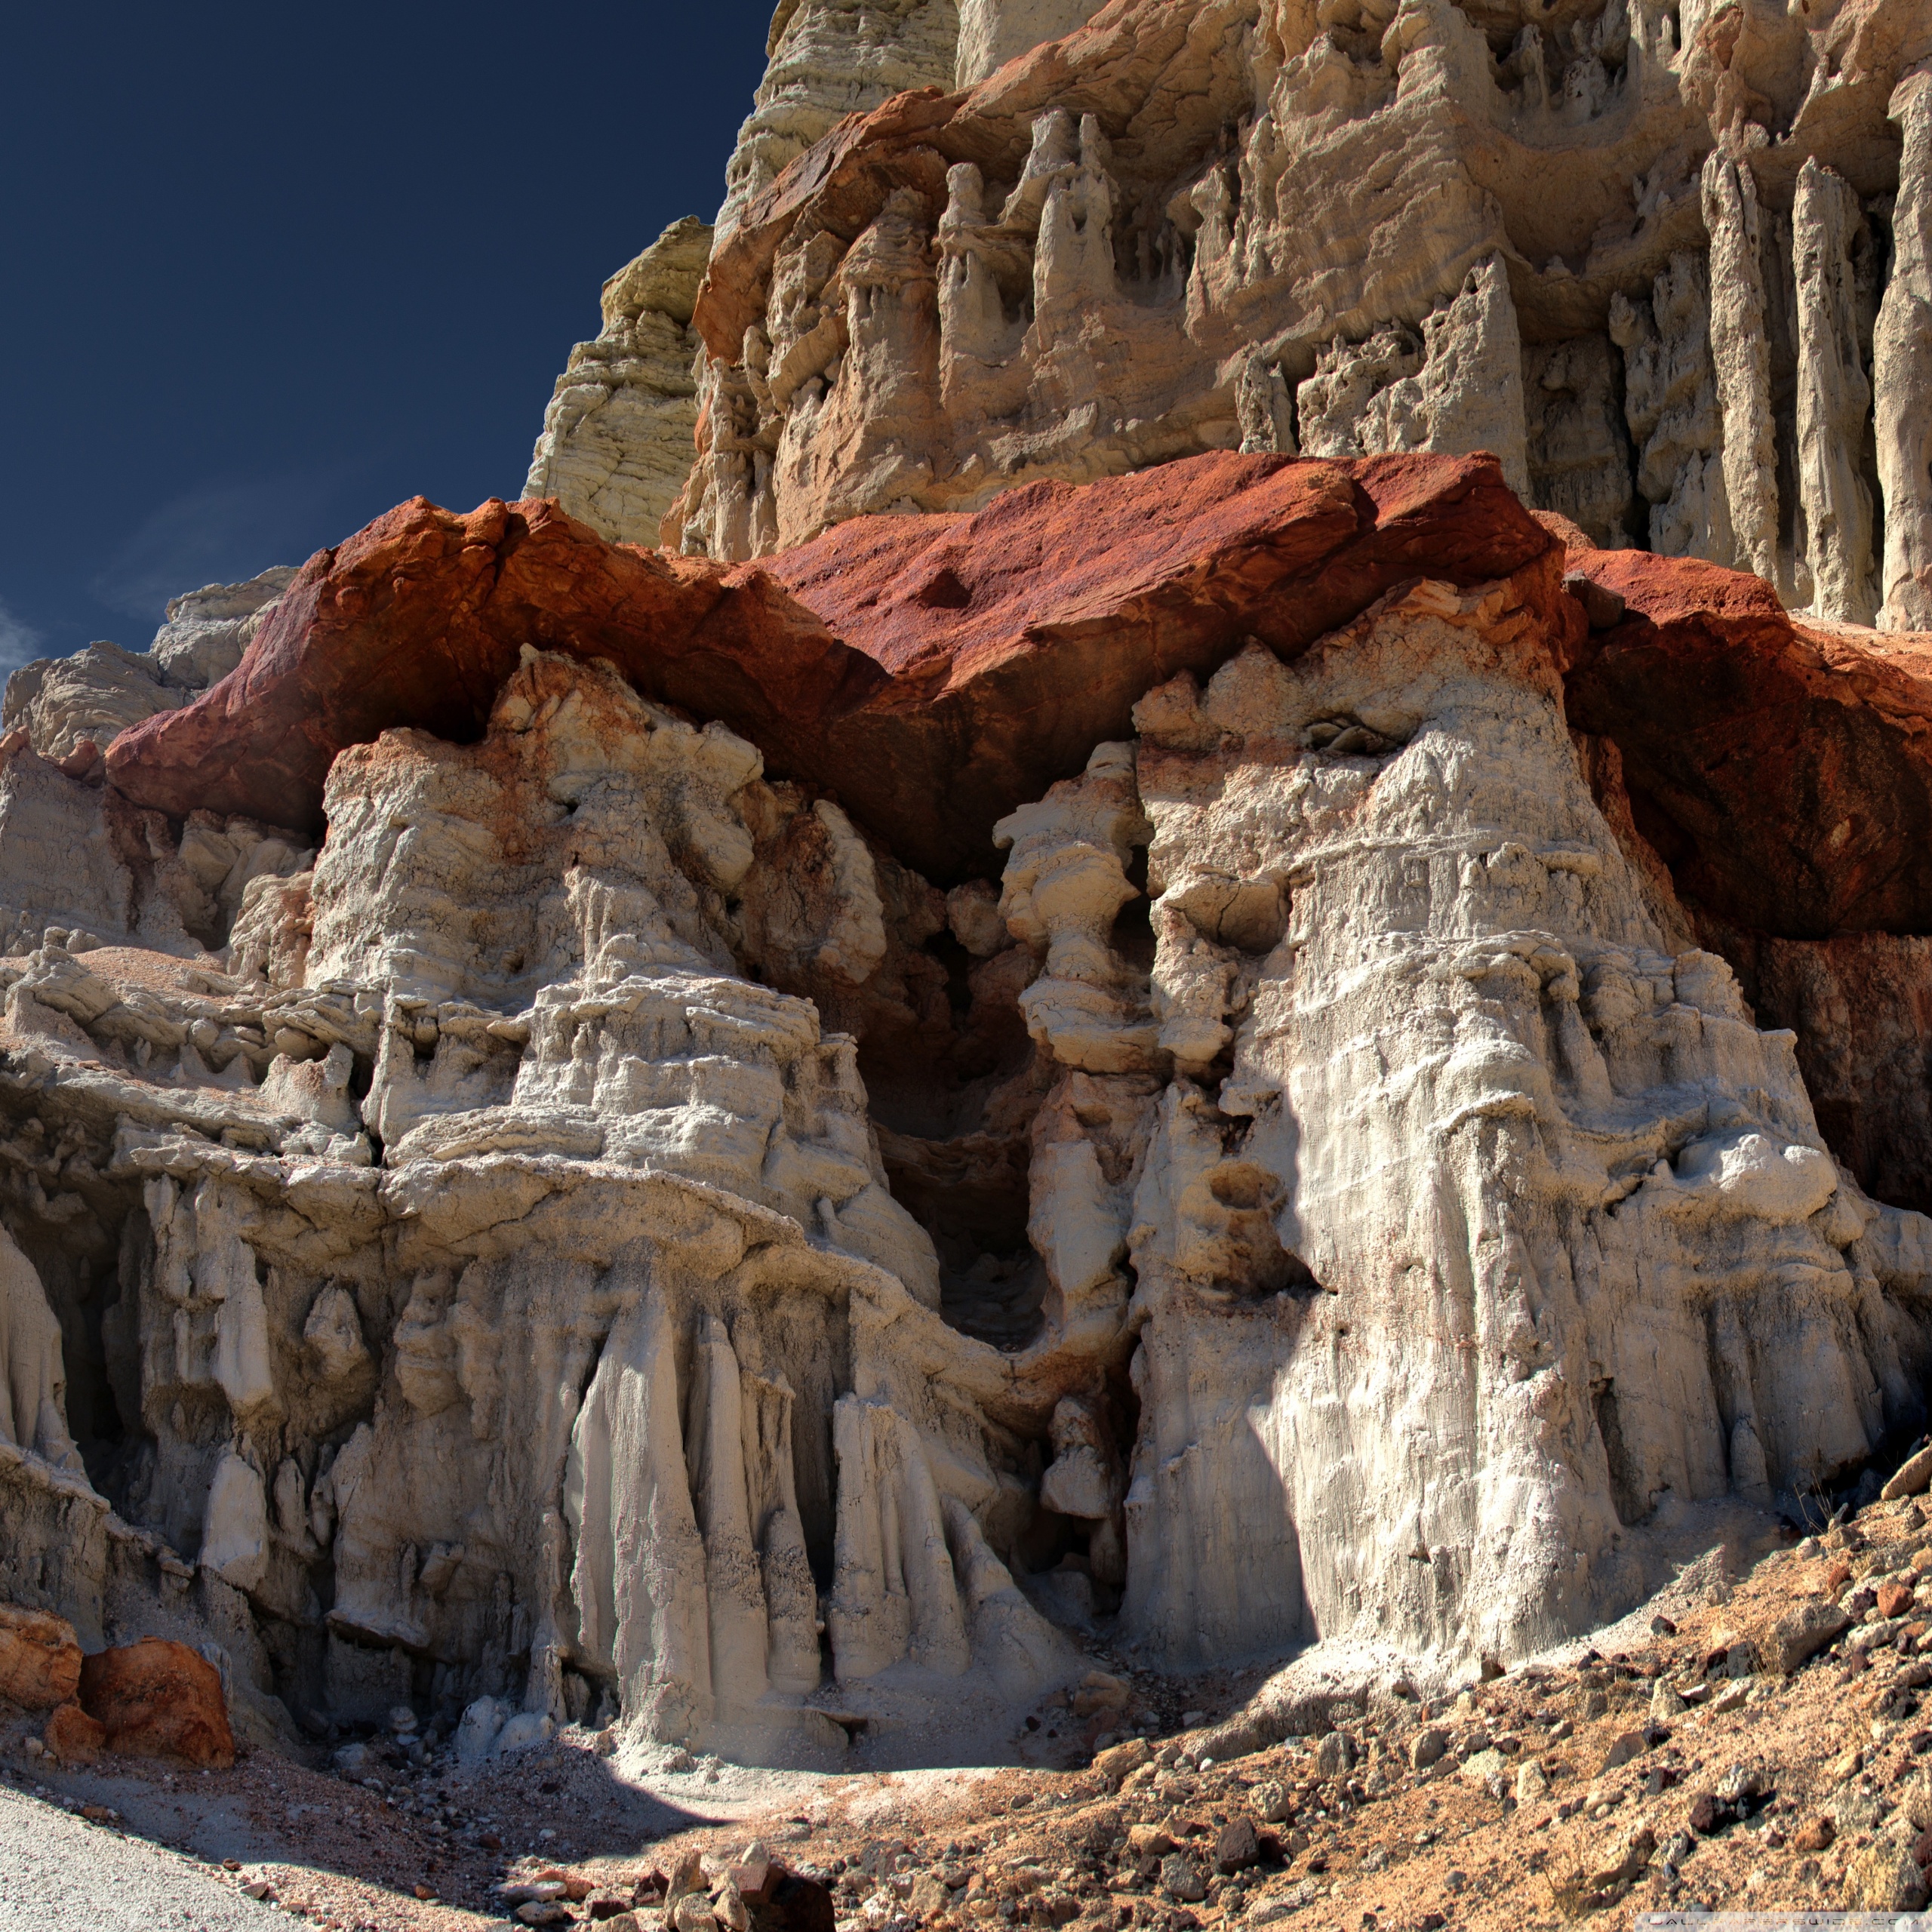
[1094, 1736, 1151, 1785]
[1792, 1815, 1835, 1853]
[42, 1700, 104, 1764]
[1688, 1793, 1734, 1836]
[1251, 1779, 1291, 1823]
[0, 1606, 82, 1712]
[1201, 1719, 1266, 1763]
[673, 1894, 718, 1932]
[714, 1878, 750, 1932]
[1215, 1817, 1260, 1872]
[1159, 1854, 1207, 1903]
[1588, 1825, 1654, 1890]
[1883, 1444, 1932, 1502]
[1564, 573, 1626, 629]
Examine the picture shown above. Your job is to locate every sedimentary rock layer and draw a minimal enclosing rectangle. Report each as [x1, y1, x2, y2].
[8, 450, 1932, 1767]
[106, 453, 1551, 878]
[611, 0, 1931, 621]
[522, 218, 714, 551]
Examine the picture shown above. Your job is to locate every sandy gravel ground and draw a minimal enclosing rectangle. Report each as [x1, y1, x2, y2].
[0, 1779, 288, 1930]
[8, 1496, 1928, 1930]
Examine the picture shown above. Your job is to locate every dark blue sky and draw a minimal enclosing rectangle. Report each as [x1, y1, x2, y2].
[0, 2, 774, 669]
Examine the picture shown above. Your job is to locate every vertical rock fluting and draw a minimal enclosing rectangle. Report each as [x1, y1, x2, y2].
[1701, 146, 1780, 589]
[20, 439, 1932, 1755]
[1794, 158, 1880, 626]
[1115, 584, 1927, 1666]
[1611, 251, 1733, 565]
[612, 0, 1929, 636]
[1878, 70, 1932, 633]
[1522, 334, 1633, 549]
[1299, 257, 1530, 497]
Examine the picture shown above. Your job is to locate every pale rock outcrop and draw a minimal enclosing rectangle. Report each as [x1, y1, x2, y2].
[1877, 69, 1932, 632]
[7, 637, 1092, 1750]
[523, 218, 712, 550]
[147, 569, 298, 690]
[995, 742, 1157, 1076]
[1701, 146, 1780, 587]
[955, 0, 1106, 87]
[199, 1450, 270, 1593]
[1522, 334, 1634, 548]
[1611, 251, 1733, 563]
[650, 0, 1930, 632]
[3, 568, 292, 766]
[1297, 257, 1530, 497]
[1114, 580, 1924, 1664]
[0, 1223, 85, 1478]
[0, 738, 310, 961]
[8, 442, 1932, 1757]
[1793, 157, 1879, 623]
[715, 0, 961, 242]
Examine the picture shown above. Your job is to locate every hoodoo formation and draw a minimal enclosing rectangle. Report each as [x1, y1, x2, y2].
[7, 0, 1932, 1829]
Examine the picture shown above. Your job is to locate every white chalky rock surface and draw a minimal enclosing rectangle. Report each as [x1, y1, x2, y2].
[652, 0, 1928, 611]
[0, 563, 1921, 1764]
[523, 217, 713, 549]
[8, 0, 1932, 1777]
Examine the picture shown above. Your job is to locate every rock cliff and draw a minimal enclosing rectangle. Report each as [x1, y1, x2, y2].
[2, 445, 1932, 1764]
[537, 0, 1930, 632]
[5, 0, 1932, 1781]
[522, 219, 714, 552]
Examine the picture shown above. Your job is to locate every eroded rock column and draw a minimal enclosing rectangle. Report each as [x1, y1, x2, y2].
[1878, 71, 1932, 632]
[1701, 148, 1780, 587]
[1612, 252, 1734, 563]
[1795, 158, 1879, 624]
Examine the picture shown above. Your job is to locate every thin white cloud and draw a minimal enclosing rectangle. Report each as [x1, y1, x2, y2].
[89, 471, 345, 629]
[0, 596, 47, 678]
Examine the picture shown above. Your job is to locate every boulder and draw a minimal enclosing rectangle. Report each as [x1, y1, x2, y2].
[744, 1864, 836, 1932]
[1092, 1736, 1150, 1785]
[1846, 1841, 1930, 1912]
[77, 1638, 235, 1768]
[0, 1604, 82, 1711]
[1885, 1444, 1932, 1500]
[41, 1700, 103, 1763]
[1763, 1598, 1853, 1675]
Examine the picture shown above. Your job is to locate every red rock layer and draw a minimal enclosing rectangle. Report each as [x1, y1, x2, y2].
[107, 451, 1555, 879]
[1561, 546, 1932, 937]
[1558, 539, 1932, 1216]
[104, 451, 1932, 939]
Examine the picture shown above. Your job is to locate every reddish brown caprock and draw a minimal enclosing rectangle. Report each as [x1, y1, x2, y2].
[104, 451, 1554, 879]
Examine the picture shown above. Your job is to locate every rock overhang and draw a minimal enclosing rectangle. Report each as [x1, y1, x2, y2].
[105, 451, 1558, 884]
